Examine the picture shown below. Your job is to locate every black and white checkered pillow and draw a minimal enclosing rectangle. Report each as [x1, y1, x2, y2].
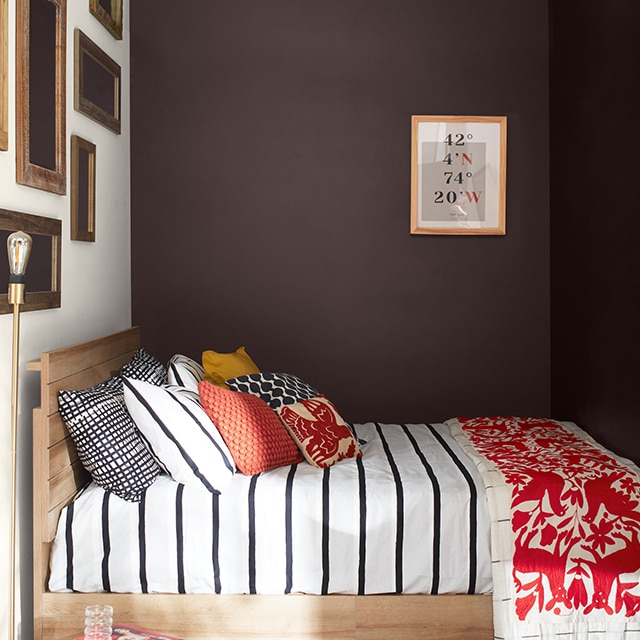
[58, 384, 161, 502]
[123, 378, 235, 493]
[121, 348, 167, 386]
[167, 354, 204, 392]
[225, 372, 319, 410]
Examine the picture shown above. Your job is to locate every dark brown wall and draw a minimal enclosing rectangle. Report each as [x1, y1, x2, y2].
[130, 0, 551, 424]
[550, 2, 640, 464]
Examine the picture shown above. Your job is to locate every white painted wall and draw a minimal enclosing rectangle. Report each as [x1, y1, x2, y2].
[0, 2, 131, 638]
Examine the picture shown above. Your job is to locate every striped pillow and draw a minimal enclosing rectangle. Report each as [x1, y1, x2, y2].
[123, 378, 235, 493]
[167, 354, 204, 392]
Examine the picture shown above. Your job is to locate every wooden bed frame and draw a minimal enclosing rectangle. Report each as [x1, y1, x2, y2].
[30, 326, 493, 640]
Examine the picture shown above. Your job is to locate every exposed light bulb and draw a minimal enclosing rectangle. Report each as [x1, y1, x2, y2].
[7, 230, 32, 281]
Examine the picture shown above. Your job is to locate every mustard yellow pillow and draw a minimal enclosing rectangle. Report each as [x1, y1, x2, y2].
[202, 346, 260, 388]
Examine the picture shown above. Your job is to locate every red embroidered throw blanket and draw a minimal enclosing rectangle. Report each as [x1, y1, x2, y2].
[446, 417, 640, 640]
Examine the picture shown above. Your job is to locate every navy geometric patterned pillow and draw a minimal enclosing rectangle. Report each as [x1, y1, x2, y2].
[58, 384, 161, 502]
[225, 372, 319, 410]
[121, 347, 167, 386]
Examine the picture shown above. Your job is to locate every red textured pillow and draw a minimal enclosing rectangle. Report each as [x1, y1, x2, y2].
[277, 395, 361, 468]
[198, 380, 302, 475]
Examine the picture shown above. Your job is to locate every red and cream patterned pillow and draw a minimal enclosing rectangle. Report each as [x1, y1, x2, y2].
[277, 395, 361, 468]
[198, 380, 302, 475]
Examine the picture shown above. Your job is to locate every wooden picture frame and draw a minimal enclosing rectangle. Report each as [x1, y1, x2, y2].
[74, 29, 121, 134]
[70, 135, 96, 242]
[16, 0, 67, 194]
[411, 116, 507, 235]
[0, 208, 62, 314]
[89, 0, 123, 40]
[1, 0, 8, 150]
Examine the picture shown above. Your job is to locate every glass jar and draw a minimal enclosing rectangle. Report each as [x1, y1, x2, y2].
[84, 604, 113, 640]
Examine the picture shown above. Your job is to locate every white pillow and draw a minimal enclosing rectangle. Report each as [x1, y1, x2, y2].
[167, 354, 204, 392]
[123, 378, 234, 493]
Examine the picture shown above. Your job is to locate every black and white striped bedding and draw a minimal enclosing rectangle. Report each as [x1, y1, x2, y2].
[49, 422, 493, 595]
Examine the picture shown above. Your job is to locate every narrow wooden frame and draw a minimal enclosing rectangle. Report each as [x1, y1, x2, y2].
[89, 0, 123, 40]
[411, 116, 507, 235]
[0, 208, 61, 314]
[70, 135, 96, 242]
[16, 0, 67, 194]
[74, 29, 121, 134]
[1, 0, 8, 150]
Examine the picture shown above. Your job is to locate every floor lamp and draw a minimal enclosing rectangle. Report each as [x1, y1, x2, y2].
[7, 231, 32, 640]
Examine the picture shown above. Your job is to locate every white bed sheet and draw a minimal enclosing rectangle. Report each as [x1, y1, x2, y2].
[49, 422, 493, 596]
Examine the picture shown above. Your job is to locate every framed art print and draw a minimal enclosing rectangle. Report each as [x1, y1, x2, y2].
[410, 115, 507, 235]
[89, 0, 123, 40]
[74, 29, 121, 134]
[70, 135, 96, 242]
[1, 0, 7, 150]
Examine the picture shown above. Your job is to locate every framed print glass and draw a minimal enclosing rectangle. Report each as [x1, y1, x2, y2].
[410, 115, 507, 235]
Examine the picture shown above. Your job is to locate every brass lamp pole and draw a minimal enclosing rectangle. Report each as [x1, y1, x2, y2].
[7, 231, 32, 640]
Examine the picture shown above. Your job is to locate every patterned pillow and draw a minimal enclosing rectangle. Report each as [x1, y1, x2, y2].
[58, 384, 161, 502]
[121, 348, 168, 386]
[201, 346, 259, 388]
[91, 374, 125, 404]
[198, 380, 302, 475]
[167, 354, 204, 392]
[277, 395, 362, 468]
[226, 372, 319, 410]
[123, 378, 235, 493]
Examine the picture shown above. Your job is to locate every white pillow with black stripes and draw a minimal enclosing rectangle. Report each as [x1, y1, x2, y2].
[167, 354, 204, 392]
[123, 377, 235, 493]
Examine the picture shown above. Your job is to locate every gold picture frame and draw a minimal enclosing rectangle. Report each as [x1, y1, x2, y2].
[410, 115, 507, 235]
[16, 0, 67, 194]
[0, 208, 62, 314]
[1, 0, 7, 150]
[89, 0, 123, 40]
[74, 29, 121, 134]
[71, 135, 96, 242]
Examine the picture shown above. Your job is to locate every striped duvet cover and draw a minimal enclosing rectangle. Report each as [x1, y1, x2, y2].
[48, 422, 493, 596]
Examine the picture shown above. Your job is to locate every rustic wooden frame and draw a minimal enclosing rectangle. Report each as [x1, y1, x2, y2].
[0, 0, 7, 150]
[0, 208, 61, 314]
[89, 0, 123, 40]
[30, 327, 494, 640]
[16, 0, 67, 194]
[410, 115, 507, 235]
[74, 29, 121, 134]
[70, 135, 96, 242]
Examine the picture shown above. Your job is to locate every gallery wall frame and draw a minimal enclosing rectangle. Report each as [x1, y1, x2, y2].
[410, 115, 507, 235]
[70, 135, 96, 242]
[74, 29, 121, 134]
[16, 0, 67, 194]
[0, 208, 62, 314]
[1, 0, 7, 151]
[89, 0, 123, 40]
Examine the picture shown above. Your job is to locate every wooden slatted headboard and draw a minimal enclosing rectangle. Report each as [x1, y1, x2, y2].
[29, 326, 141, 637]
